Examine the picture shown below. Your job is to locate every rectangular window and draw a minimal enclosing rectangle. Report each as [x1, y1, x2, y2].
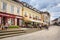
[24, 12, 27, 17]
[38, 17, 40, 20]
[36, 16, 37, 20]
[29, 14, 32, 18]
[17, 8, 20, 14]
[11, 18, 15, 25]
[8, 18, 15, 25]
[33, 15, 35, 19]
[2, 2, 7, 11]
[10, 5, 14, 13]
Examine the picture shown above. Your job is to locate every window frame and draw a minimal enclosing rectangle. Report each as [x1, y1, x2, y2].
[24, 12, 27, 17]
[2, 2, 7, 11]
[10, 5, 14, 13]
[17, 7, 20, 14]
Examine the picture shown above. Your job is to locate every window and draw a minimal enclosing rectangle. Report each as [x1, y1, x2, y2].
[8, 18, 15, 25]
[17, 7, 20, 14]
[36, 16, 37, 20]
[10, 5, 14, 13]
[11, 18, 15, 25]
[29, 14, 32, 18]
[37, 17, 39, 20]
[24, 12, 27, 17]
[2, 2, 7, 11]
[33, 15, 35, 19]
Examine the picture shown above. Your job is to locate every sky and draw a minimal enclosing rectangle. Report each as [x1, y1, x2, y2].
[20, 0, 60, 20]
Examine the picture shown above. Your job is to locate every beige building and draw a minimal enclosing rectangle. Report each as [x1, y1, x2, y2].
[0, 0, 23, 26]
[0, 0, 50, 28]
[41, 12, 50, 26]
[22, 2, 42, 28]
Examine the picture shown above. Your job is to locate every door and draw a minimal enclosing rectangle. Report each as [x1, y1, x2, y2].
[17, 18, 19, 26]
[2, 16, 7, 25]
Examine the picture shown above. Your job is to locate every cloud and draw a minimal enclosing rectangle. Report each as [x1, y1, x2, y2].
[20, 0, 60, 20]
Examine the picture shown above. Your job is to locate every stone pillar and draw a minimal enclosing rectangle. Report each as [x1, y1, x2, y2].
[0, 17, 1, 24]
[15, 18, 17, 26]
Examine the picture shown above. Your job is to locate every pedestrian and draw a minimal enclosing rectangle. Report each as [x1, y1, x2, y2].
[44, 25, 48, 30]
[39, 24, 42, 29]
[4, 23, 9, 30]
[1, 24, 4, 30]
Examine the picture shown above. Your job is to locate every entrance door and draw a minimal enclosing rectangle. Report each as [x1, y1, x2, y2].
[2, 16, 7, 25]
[17, 18, 19, 26]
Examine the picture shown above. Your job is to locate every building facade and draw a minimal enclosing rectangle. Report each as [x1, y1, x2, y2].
[0, 0, 50, 28]
[52, 17, 60, 25]
[22, 2, 42, 28]
[41, 12, 50, 26]
[0, 0, 23, 26]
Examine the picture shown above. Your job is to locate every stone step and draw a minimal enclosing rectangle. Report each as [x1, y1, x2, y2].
[0, 28, 41, 39]
[0, 30, 24, 33]
[0, 31, 25, 36]
[0, 33, 25, 39]
[0, 29, 26, 39]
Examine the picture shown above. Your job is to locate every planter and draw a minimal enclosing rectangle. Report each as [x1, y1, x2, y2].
[9, 25, 19, 28]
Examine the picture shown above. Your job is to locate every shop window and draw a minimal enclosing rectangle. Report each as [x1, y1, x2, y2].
[2, 2, 7, 11]
[8, 18, 11, 25]
[8, 18, 15, 25]
[11, 18, 15, 25]
[10, 5, 14, 13]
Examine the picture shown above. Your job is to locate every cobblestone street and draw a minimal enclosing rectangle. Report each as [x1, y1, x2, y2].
[0, 26, 60, 40]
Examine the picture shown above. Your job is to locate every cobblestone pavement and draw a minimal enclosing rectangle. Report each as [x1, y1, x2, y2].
[0, 26, 60, 40]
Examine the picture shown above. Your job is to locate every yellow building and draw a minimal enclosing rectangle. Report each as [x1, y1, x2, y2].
[0, 0, 50, 28]
[21, 2, 42, 28]
[0, 0, 23, 26]
[41, 12, 50, 26]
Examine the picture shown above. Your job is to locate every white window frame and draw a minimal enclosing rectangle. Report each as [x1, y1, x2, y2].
[17, 7, 20, 14]
[10, 5, 14, 13]
[24, 12, 27, 17]
[2, 2, 7, 11]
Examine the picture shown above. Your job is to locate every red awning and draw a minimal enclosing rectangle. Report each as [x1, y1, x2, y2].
[0, 12, 23, 18]
[0, 13, 15, 18]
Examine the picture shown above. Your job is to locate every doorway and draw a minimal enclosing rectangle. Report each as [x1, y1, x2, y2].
[17, 18, 19, 26]
[2, 16, 7, 25]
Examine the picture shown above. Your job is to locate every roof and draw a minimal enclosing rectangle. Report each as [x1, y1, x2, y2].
[12, 0, 41, 13]
[12, 0, 50, 15]
[41, 11, 50, 16]
[52, 18, 58, 21]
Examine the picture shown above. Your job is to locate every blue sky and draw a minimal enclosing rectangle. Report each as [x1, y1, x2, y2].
[20, 0, 60, 20]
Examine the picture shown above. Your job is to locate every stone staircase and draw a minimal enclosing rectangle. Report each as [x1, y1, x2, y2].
[0, 28, 40, 39]
[0, 29, 25, 39]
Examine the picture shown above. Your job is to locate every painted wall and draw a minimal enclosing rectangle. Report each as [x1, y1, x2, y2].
[23, 6, 41, 21]
[41, 13, 50, 25]
[0, 0, 23, 16]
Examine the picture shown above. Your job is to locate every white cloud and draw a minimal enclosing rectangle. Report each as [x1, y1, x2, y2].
[20, 0, 60, 20]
